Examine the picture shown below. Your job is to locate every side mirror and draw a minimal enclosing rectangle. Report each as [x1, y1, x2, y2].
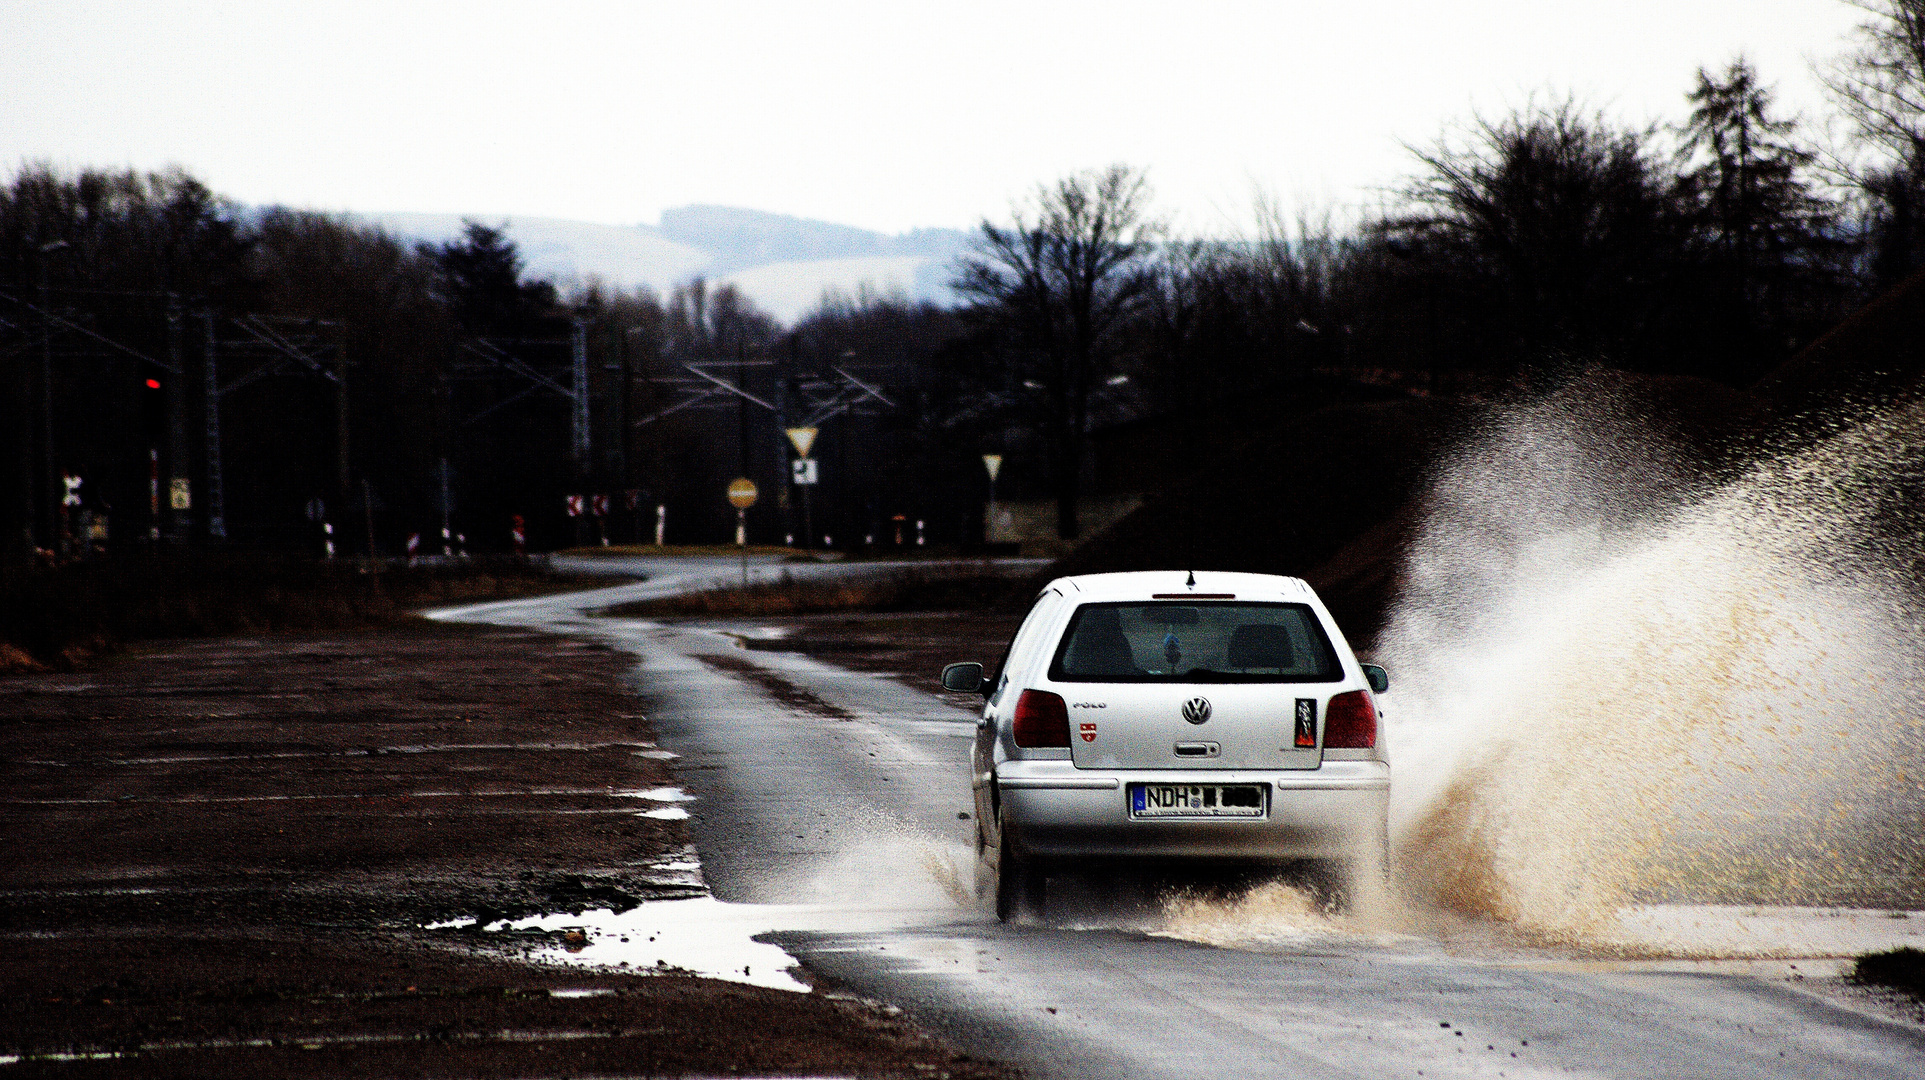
[941, 662, 987, 694]
[1361, 663, 1389, 694]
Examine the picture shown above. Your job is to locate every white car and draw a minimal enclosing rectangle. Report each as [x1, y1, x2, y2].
[942, 571, 1390, 921]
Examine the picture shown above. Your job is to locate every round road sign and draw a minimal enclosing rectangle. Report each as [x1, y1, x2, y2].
[727, 478, 758, 509]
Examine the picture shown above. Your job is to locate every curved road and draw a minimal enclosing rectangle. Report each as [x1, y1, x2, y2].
[434, 556, 1925, 1079]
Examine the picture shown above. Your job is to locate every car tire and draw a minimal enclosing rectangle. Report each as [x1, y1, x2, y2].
[992, 807, 1046, 923]
[973, 811, 996, 909]
[1340, 822, 1391, 912]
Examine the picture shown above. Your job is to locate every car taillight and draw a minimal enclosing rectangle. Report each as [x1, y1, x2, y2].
[1324, 689, 1377, 749]
[1012, 689, 1070, 747]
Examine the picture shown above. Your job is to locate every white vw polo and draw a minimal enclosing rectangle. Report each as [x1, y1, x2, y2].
[941, 571, 1390, 921]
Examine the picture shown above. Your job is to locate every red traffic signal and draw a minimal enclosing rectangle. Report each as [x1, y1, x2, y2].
[145, 378, 161, 389]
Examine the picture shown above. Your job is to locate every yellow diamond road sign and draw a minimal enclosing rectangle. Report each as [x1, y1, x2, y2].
[727, 478, 758, 509]
[786, 426, 818, 459]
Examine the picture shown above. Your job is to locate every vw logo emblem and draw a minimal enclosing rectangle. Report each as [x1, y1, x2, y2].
[1182, 697, 1212, 725]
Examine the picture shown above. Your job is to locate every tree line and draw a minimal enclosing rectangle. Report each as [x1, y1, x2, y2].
[952, 3, 1925, 537]
[2, 1, 1921, 559]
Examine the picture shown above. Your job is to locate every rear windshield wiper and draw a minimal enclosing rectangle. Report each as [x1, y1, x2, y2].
[1178, 669, 1245, 681]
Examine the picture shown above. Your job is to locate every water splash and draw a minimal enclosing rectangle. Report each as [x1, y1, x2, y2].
[768, 810, 977, 913]
[1157, 881, 1343, 946]
[1380, 383, 1925, 947]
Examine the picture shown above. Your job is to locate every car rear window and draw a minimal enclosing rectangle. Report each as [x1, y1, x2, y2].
[1047, 601, 1341, 683]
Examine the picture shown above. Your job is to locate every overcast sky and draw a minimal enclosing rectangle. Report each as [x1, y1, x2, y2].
[0, 1, 1875, 236]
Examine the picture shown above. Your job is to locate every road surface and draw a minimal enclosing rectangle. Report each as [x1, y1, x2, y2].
[433, 556, 1925, 1079]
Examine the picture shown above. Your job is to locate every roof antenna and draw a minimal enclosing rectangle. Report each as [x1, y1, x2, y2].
[1185, 569, 1195, 588]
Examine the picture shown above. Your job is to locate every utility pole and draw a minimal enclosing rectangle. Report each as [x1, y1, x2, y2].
[5, 307, 31, 566]
[440, 340, 456, 552]
[570, 319, 590, 477]
[438, 458, 452, 556]
[774, 343, 791, 545]
[334, 327, 350, 499]
[201, 313, 227, 542]
[36, 246, 60, 557]
[612, 323, 628, 496]
[737, 351, 750, 545]
[164, 298, 191, 544]
[618, 325, 636, 543]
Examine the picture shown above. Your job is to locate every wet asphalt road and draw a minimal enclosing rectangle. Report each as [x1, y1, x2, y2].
[433, 556, 1925, 1080]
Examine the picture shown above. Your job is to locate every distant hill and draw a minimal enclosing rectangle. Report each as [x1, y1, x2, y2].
[357, 206, 973, 324]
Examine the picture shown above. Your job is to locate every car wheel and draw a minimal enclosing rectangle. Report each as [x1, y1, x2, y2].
[1340, 822, 1391, 912]
[973, 811, 996, 909]
[992, 807, 1046, 923]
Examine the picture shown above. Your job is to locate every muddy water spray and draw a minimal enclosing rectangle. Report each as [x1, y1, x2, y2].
[1379, 387, 1925, 945]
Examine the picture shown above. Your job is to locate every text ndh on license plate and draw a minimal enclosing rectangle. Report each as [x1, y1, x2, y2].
[1129, 783, 1267, 819]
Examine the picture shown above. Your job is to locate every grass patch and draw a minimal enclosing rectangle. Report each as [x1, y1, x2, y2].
[1852, 947, 1925, 1000]
[0, 555, 607, 672]
[602, 568, 1033, 618]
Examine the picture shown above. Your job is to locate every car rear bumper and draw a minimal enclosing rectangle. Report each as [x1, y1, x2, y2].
[996, 759, 1388, 861]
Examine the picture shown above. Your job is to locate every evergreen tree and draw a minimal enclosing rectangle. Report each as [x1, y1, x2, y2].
[426, 221, 556, 334]
[1676, 58, 1841, 373]
[1680, 60, 1830, 288]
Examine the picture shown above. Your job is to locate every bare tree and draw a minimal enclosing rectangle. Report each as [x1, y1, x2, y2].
[1825, 0, 1925, 165]
[663, 277, 778, 361]
[954, 164, 1159, 540]
[1824, 1, 1925, 285]
[1389, 102, 1686, 376]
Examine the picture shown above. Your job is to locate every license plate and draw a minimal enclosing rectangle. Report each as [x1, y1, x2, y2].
[1129, 783, 1267, 819]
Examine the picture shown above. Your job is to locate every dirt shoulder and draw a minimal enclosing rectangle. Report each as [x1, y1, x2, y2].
[0, 618, 1017, 1078]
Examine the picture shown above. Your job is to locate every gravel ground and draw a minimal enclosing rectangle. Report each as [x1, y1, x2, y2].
[0, 617, 1018, 1079]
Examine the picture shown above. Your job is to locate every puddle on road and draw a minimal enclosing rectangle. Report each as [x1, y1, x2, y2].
[613, 786, 694, 803]
[475, 896, 815, 992]
[427, 819, 985, 994]
[428, 892, 950, 996]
